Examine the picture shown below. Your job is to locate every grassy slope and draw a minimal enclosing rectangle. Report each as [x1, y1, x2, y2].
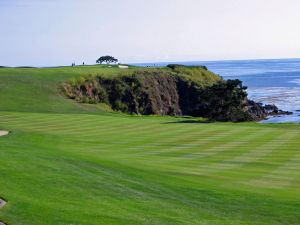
[0, 66, 299, 225]
[0, 65, 123, 113]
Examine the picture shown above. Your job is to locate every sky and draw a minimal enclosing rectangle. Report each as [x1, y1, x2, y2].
[1, 0, 300, 66]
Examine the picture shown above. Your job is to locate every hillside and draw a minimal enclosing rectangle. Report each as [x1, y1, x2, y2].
[0, 65, 299, 225]
[0, 65, 122, 113]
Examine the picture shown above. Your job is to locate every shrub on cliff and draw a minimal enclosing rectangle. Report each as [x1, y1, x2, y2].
[62, 75, 109, 104]
[167, 64, 208, 71]
[193, 79, 252, 121]
[167, 64, 221, 88]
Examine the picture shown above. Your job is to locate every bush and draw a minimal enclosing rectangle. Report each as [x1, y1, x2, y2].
[193, 79, 251, 121]
[167, 64, 208, 71]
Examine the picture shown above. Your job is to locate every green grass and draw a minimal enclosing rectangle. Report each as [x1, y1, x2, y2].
[0, 65, 124, 113]
[0, 66, 300, 225]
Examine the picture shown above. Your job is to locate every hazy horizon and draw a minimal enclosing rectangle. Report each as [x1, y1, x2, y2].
[1, 0, 300, 67]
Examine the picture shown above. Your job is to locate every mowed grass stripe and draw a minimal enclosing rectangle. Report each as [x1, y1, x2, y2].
[58, 125, 225, 158]
[165, 128, 273, 170]
[225, 131, 299, 170]
[192, 130, 290, 171]
[133, 127, 240, 157]
[1, 115, 212, 138]
[205, 132, 300, 185]
[242, 136, 300, 188]
[165, 128, 269, 161]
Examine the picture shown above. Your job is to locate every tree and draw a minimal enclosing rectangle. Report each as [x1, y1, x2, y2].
[96, 56, 118, 64]
[191, 79, 251, 121]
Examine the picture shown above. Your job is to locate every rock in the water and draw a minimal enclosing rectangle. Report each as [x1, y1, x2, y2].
[246, 100, 293, 121]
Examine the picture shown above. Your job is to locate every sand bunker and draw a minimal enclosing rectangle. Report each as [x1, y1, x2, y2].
[0, 199, 7, 225]
[0, 131, 9, 137]
[0, 136, 8, 225]
[0, 199, 6, 208]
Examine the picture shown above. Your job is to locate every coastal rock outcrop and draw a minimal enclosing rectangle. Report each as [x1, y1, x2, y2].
[247, 101, 292, 120]
[63, 65, 290, 122]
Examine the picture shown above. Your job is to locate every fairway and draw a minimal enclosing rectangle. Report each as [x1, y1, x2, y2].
[0, 67, 300, 225]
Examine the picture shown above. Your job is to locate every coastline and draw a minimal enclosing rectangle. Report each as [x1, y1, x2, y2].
[261, 110, 300, 123]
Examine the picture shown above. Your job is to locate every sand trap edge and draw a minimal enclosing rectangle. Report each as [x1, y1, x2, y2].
[0, 199, 7, 225]
[0, 131, 9, 137]
[0, 199, 6, 208]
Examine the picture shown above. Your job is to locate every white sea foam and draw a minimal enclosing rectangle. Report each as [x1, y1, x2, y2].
[289, 79, 300, 86]
[248, 87, 300, 113]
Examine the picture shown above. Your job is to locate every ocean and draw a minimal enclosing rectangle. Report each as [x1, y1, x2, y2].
[135, 59, 300, 123]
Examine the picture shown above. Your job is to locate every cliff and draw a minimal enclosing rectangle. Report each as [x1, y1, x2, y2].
[62, 65, 289, 122]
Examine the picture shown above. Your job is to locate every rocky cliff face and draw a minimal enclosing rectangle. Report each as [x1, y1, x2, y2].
[137, 73, 182, 115]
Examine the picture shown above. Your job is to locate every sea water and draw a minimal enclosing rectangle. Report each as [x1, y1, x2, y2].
[136, 59, 300, 123]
